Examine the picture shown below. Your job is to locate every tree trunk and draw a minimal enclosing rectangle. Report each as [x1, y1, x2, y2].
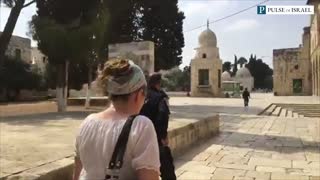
[85, 64, 92, 108]
[0, 0, 25, 66]
[64, 60, 69, 110]
[56, 63, 66, 112]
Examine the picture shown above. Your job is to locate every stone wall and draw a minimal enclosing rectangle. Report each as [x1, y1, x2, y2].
[108, 41, 155, 75]
[191, 59, 222, 97]
[273, 27, 312, 96]
[31, 47, 47, 74]
[0, 32, 31, 62]
[309, 1, 320, 96]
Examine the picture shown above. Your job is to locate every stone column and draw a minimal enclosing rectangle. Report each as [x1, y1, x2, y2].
[314, 57, 316, 96]
[318, 57, 320, 96]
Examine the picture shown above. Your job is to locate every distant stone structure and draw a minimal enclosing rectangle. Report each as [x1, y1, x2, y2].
[31, 47, 48, 74]
[307, 0, 320, 96]
[108, 41, 155, 75]
[235, 67, 254, 91]
[273, 27, 312, 96]
[0, 32, 31, 63]
[0, 33, 47, 74]
[190, 22, 222, 97]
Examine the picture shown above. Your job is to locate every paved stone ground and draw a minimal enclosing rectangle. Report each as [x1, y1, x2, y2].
[0, 93, 319, 179]
[0, 105, 208, 178]
[175, 115, 320, 180]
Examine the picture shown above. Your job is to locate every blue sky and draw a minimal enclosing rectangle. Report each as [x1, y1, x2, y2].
[0, 0, 311, 68]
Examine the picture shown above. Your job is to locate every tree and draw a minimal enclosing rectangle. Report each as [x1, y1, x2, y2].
[238, 57, 248, 68]
[30, 0, 108, 111]
[137, 0, 185, 71]
[0, 0, 36, 66]
[231, 55, 238, 77]
[223, 61, 232, 73]
[246, 55, 273, 90]
[161, 65, 190, 91]
[0, 56, 41, 101]
[101, 0, 185, 71]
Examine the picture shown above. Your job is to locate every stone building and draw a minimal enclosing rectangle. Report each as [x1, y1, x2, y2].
[108, 41, 155, 75]
[31, 47, 47, 74]
[273, 27, 312, 96]
[0, 32, 31, 63]
[190, 24, 222, 97]
[307, 0, 320, 96]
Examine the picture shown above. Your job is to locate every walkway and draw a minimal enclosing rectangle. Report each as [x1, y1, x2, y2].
[175, 114, 320, 179]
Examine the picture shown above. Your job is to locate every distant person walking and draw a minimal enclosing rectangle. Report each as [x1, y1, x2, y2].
[140, 73, 177, 180]
[242, 88, 250, 108]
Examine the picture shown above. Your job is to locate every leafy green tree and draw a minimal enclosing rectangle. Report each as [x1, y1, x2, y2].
[100, 0, 185, 71]
[223, 61, 232, 73]
[136, 0, 185, 71]
[29, 0, 108, 111]
[238, 57, 248, 68]
[161, 66, 190, 91]
[0, 0, 36, 66]
[231, 55, 238, 77]
[246, 55, 273, 90]
[0, 56, 41, 101]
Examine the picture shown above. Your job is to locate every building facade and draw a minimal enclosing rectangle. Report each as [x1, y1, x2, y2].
[190, 25, 222, 97]
[0, 32, 32, 63]
[307, 0, 320, 96]
[108, 41, 155, 75]
[273, 27, 312, 96]
[31, 47, 47, 74]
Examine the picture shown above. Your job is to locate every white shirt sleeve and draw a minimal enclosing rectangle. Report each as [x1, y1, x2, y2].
[131, 115, 160, 173]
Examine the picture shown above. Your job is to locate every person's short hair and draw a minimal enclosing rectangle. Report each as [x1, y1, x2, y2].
[148, 73, 162, 88]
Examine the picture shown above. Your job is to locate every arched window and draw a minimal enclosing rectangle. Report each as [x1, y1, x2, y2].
[202, 53, 207, 59]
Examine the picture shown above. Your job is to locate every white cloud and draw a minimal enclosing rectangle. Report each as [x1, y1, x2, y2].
[225, 19, 260, 32]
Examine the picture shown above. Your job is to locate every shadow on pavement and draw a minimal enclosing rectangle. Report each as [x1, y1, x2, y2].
[0, 111, 94, 124]
[170, 104, 265, 118]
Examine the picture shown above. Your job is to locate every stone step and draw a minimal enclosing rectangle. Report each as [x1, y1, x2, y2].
[280, 108, 287, 117]
[294, 110, 320, 114]
[293, 112, 299, 118]
[272, 106, 282, 116]
[265, 104, 277, 116]
[287, 110, 293, 118]
[302, 114, 320, 117]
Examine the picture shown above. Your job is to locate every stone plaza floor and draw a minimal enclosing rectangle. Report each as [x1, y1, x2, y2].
[175, 114, 320, 180]
[0, 93, 319, 179]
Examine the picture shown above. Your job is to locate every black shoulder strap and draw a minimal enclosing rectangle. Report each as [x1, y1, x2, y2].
[108, 115, 138, 170]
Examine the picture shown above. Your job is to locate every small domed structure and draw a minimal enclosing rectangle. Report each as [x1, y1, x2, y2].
[198, 28, 217, 47]
[235, 67, 254, 91]
[221, 71, 232, 81]
[236, 67, 252, 78]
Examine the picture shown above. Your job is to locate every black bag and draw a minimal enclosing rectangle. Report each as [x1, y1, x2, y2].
[105, 115, 137, 180]
[159, 146, 177, 180]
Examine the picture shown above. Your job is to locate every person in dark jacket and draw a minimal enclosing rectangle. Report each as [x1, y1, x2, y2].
[242, 88, 250, 107]
[140, 73, 176, 180]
